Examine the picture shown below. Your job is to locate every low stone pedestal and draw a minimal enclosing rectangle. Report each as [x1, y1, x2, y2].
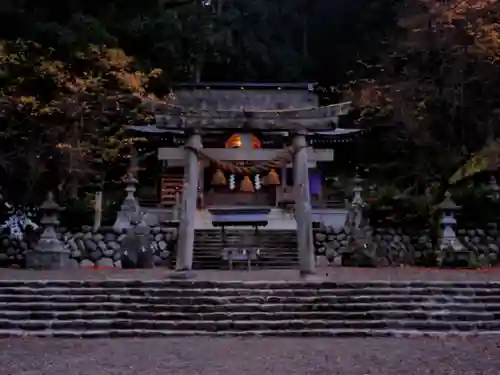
[440, 247, 477, 269]
[341, 228, 377, 268]
[25, 241, 71, 269]
[121, 218, 155, 269]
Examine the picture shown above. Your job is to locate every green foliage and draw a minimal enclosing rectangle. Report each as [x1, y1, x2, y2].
[368, 193, 430, 228]
[453, 184, 500, 226]
[0, 0, 400, 83]
[101, 198, 121, 226]
[60, 197, 94, 231]
[348, 0, 500, 188]
[0, 38, 161, 202]
[0, 0, 498, 208]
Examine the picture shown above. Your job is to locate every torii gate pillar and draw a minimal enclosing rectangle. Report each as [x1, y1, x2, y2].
[175, 132, 202, 275]
[292, 133, 316, 277]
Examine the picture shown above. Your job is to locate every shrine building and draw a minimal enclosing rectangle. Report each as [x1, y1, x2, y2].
[129, 82, 367, 275]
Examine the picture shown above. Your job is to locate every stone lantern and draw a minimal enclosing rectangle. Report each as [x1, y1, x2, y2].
[436, 192, 463, 249]
[26, 192, 70, 269]
[349, 176, 365, 230]
[113, 172, 141, 233]
[343, 176, 376, 267]
[488, 176, 500, 200]
[436, 191, 472, 267]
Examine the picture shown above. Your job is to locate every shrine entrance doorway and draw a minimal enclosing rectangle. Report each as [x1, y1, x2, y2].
[203, 133, 278, 207]
[203, 166, 277, 207]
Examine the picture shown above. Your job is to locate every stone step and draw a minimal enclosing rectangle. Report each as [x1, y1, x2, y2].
[194, 253, 297, 258]
[2, 294, 500, 304]
[193, 252, 298, 269]
[194, 249, 298, 254]
[194, 228, 297, 268]
[195, 236, 297, 239]
[195, 242, 296, 245]
[192, 265, 298, 270]
[192, 264, 299, 269]
[195, 235, 297, 238]
[1, 319, 500, 332]
[1, 310, 498, 322]
[194, 246, 297, 251]
[2, 301, 500, 313]
[2, 280, 500, 288]
[194, 249, 297, 254]
[192, 254, 299, 260]
[195, 229, 297, 233]
[195, 234, 298, 237]
[194, 238, 297, 240]
[193, 243, 297, 247]
[4, 279, 500, 341]
[195, 238, 296, 241]
[193, 249, 299, 254]
[2, 328, 500, 338]
[194, 238, 297, 241]
[3, 286, 500, 297]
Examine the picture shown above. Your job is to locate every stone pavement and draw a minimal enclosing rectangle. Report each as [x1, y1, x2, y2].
[1, 266, 500, 281]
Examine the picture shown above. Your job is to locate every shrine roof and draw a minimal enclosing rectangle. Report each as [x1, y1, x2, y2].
[143, 101, 350, 131]
[126, 125, 363, 138]
[173, 82, 316, 91]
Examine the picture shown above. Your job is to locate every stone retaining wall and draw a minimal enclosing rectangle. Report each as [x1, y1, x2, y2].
[3, 223, 500, 269]
[314, 223, 500, 267]
[0, 226, 177, 269]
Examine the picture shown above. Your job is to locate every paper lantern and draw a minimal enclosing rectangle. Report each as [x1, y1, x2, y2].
[211, 169, 227, 186]
[265, 168, 280, 185]
[240, 175, 255, 193]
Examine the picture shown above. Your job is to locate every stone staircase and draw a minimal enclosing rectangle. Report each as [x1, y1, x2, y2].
[193, 229, 298, 269]
[1, 280, 500, 337]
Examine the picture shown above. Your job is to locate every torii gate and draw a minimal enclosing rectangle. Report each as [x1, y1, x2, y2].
[138, 99, 351, 279]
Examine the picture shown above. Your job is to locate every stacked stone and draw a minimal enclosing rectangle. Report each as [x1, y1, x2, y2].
[314, 226, 349, 265]
[314, 226, 433, 266]
[458, 224, 500, 266]
[0, 225, 178, 268]
[0, 237, 28, 265]
[372, 227, 432, 266]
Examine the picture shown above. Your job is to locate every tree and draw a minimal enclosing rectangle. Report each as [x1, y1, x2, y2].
[0, 39, 162, 202]
[344, 0, 500, 189]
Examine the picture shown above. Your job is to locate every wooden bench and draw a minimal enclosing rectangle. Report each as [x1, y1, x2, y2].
[209, 208, 270, 271]
[221, 247, 261, 270]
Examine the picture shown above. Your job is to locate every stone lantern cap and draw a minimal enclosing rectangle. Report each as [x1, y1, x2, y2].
[40, 192, 63, 212]
[489, 176, 499, 191]
[436, 191, 461, 211]
[124, 172, 138, 185]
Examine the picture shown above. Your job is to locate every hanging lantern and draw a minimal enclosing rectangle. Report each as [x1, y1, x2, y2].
[211, 169, 227, 186]
[265, 168, 280, 186]
[240, 175, 255, 193]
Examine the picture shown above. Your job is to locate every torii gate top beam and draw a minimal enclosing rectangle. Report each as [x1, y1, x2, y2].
[144, 101, 351, 131]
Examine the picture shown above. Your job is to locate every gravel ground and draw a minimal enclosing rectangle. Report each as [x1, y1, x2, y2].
[1, 337, 500, 375]
[1, 267, 500, 281]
